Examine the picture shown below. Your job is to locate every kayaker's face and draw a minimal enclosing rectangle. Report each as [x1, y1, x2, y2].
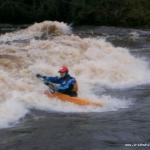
[59, 72, 66, 78]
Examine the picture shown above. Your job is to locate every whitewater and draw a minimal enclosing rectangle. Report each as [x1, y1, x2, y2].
[0, 21, 150, 128]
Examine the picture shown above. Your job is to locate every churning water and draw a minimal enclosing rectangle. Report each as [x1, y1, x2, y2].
[0, 21, 150, 130]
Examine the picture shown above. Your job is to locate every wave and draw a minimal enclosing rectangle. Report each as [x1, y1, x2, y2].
[0, 21, 149, 128]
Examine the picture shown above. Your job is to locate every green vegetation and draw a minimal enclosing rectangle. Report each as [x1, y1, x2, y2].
[0, 0, 150, 27]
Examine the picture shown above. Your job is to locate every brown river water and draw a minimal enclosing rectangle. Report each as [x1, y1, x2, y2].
[0, 21, 150, 150]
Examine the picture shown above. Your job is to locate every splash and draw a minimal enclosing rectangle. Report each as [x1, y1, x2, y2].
[0, 21, 149, 128]
[0, 21, 71, 43]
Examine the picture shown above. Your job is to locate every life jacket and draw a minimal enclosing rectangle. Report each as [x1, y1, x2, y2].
[72, 81, 78, 93]
[64, 75, 78, 97]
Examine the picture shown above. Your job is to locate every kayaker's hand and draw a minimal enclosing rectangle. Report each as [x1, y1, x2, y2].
[55, 87, 60, 92]
[36, 74, 42, 78]
[44, 82, 49, 85]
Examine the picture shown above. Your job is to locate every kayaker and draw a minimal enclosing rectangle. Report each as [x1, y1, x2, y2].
[36, 66, 78, 97]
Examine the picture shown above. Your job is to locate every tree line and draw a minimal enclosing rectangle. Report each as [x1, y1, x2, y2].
[0, 0, 150, 27]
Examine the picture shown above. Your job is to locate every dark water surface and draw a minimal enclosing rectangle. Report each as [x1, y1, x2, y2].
[0, 26, 150, 150]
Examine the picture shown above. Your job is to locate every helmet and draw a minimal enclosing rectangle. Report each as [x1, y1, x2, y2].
[58, 66, 69, 73]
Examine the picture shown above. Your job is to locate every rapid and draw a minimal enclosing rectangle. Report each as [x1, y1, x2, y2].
[0, 21, 150, 129]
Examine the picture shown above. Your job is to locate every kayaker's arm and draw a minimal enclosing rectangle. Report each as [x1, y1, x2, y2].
[36, 74, 61, 84]
[44, 76, 62, 84]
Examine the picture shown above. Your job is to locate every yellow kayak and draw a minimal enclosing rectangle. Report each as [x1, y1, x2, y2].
[44, 90, 103, 107]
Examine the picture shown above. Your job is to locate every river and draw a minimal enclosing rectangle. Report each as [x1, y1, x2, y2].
[0, 21, 150, 150]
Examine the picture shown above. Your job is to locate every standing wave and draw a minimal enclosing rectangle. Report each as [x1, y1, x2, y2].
[0, 21, 149, 128]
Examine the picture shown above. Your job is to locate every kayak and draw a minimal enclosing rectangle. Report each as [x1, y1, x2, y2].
[44, 90, 103, 107]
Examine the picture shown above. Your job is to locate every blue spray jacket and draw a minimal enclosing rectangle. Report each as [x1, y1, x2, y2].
[42, 74, 78, 96]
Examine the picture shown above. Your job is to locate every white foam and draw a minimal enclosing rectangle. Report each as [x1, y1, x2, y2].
[0, 98, 28, 128]
[0, 21, 150, 128]
[0, 21, 71, 43]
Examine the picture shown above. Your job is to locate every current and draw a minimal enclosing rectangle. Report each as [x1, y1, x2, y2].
[0, 21, 150, 150]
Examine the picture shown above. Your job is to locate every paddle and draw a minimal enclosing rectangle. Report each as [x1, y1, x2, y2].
[36, 74, 56, 93]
